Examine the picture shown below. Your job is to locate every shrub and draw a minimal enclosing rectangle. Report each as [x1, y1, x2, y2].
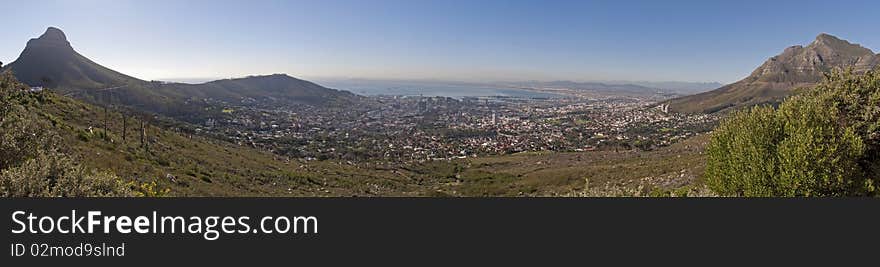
[0, 71, 133, 197]
[0, 152, 133, 197]
[131, 181, 170, 197]
[705, 106, 782, 196]
[706, 70, 880, 196]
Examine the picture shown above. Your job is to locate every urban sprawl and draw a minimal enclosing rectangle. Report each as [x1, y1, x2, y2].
[191, 88, 717, 164]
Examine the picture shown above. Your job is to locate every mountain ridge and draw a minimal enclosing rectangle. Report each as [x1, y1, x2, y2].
[2, 27, 358, 119]
[666, 33, 880, 113]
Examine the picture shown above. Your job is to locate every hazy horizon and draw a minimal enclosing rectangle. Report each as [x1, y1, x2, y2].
[3, 0, 879, 84]
[152, 75, 726, 86]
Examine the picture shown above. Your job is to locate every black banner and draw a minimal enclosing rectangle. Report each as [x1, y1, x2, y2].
[1, 198, 877, 265]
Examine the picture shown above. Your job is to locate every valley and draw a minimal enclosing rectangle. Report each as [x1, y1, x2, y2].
[2, 27, 877, 197]
[1, 74, 711, 196]
[196, 92, 716, 162]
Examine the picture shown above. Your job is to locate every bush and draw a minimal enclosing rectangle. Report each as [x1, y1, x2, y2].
[705, 106, 782, 196]
[131, 181, 170, 197]
[0, 71, 133, 197]
[0, 105, 63, 170]
[0, 152, 133, 197]
[706, 70, 880, 196]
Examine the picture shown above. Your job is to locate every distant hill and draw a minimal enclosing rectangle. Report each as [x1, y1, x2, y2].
[621, 81, 723, 95]
[509, 80, 723, 96]
[512, 80, 670, 95]
[2, 27, 358, 119]
[666, 33, 880, 113]
[163, 74, 357, 106]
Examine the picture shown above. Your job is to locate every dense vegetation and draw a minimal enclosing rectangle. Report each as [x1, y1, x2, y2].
[0, 71, 134, 196]
[706, 70, 880, 196]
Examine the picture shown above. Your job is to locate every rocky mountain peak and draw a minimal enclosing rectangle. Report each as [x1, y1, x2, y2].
[27, 27, 71, 48]
[667, 33, 879, 113]
[750, 33, 876, 83]
[808, 33, 874, 56]
[41, 27, 67, 41]
[813, 33, 844, 45]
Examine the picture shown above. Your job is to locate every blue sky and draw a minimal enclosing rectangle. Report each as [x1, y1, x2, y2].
[2, 0, 878, 83]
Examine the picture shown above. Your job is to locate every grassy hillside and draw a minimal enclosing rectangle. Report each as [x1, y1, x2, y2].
[664, 80, 806, 114]
[2, 71, 430, 196]
[413, 134, 710, 196]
